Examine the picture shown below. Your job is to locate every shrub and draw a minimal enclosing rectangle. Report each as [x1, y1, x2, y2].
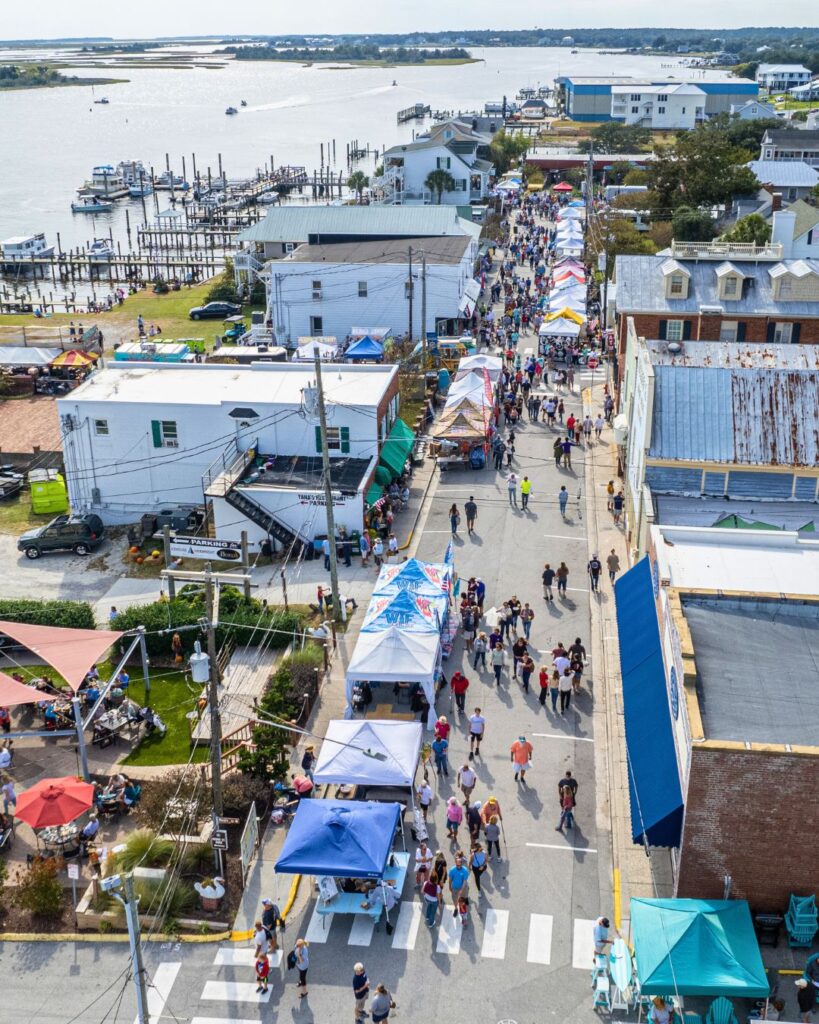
[133, 877, 196, 923]
[180, 842, 214, 875]
[221, 773, 270, 817]
[0, 599, 95, 630]
[15, 858, 65, 919]
[205, 258, 238, 303]
[111, 829, 174, 872]
[134, 767, 212, 834]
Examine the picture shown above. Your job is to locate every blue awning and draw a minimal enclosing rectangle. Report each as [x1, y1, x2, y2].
[614, 558, 684, 848]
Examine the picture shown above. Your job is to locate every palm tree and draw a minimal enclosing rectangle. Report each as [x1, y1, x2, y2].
[346, 170, 369, 203]
[425, 168, 456, 204]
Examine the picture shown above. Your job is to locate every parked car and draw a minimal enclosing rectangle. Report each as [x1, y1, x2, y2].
[189, 301, 241, 321]
[0, 467, 23, 501]
[17, 513, 105, 559]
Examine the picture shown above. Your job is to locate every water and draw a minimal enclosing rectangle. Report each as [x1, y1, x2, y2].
[0, 45, 698, 252]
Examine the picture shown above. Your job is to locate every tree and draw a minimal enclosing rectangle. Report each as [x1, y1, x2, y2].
[577, 121, 651, 154]
[425, 168, 456, 203]
[489, 129, 530, 175]
[724, 117, 782, 155]
[672, 206, 716, 242]
[649, 221, 674, 250]
[608, 160, 633, 184]
[623, 168, 649, 186]
[587, 214, 657, 278]
[719, 213, 772, 245]
[346, 170, 369, 202]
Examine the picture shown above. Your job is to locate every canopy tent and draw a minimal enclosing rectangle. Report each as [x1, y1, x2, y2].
[548, 294, 586, 315]
[345, 335, 384, 361]
[0, 620, 122, 692]
[431, 407, 489, 441]
[554, 257, 585, 271]
[546, 307, 585, 325]
[346, 625, 440, 727]
[0, 346, 61, 369]
[554, 229, 584, 245]
[293, 337, 339, 361]
[553, 267, 586, 283]
[456, 353, 503, 380]
[373, 558, 451, 597]
[557, 206, 584, 219]
[312, 720, 423, 788]
[552, 181, 574, 192]
[361, 589, 446, 634]
[379, 418, 415, 479]
[567, 199, 585, 207]
[614, 559, 685, 848]
[539, 317, 582, 338]
[447, 373, 488, 403]
[374, 465, 392, 487]
[51, 350, 99, 368]
[275, 799, 401, 879]
[351, 327, 391, 341]
[631, 898, 769, 997]
[551, 276, 587, 294]
[0, 670, 48, 707]
[458, 279, 481, 318]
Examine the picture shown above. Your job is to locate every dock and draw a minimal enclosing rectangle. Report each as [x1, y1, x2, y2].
[397, 102, 431, 123]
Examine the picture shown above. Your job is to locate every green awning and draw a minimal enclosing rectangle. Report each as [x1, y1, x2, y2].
[374, 465, 392, 487]
[712, 514, 779, 531]
[379, 418, 415, 479]
[365, 483, 384, 508]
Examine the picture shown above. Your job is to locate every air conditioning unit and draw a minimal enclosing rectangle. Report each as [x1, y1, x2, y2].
[312, 289, 322, 300]
[91, 487, 101, 504]
[164, 440, 179, 448]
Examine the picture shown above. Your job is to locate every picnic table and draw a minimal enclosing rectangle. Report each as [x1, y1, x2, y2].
[316, 851, 410, 923]
[39, 823, 80, 849]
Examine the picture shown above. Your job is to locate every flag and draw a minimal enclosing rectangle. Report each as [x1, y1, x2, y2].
[444, 540, 454, 567]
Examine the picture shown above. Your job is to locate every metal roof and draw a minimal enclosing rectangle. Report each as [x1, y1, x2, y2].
[655, 495, 819, 532]
[238, 206, 479, 244]
[748, 160, 819, 187]
[645, 340, 819, 369]
[762, 128, 819, 146]
[615, 254, 819, 317]
[649, 363, 819, 465]
[282, 235, 471, 266]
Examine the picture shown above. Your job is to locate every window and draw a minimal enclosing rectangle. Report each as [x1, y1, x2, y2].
[658, 93, 668, 101]
[436, 156, 451, 170]
[405, 280, 413, 299]
[310, 315, 323, 336]
[658, 106, 666, 114]
[358, 281, 368, 298]
[631, 106, 639, 114]
[773, 322, 793, 344]
[682, 106, 686, 114]
[719, 321, 738, 342]
[669, 274, 685, 296]
[151, 420, 178, 448]
[722, 276, 738, 298]
[314, 425, 350, 455]
[779, 277, 793, 297]
[93, 419, 109, 436]
[311, 279, 322, 299]
[325, 427, 341, 451]
[630, 93, 641, 101]
[666, 320, 684, 342]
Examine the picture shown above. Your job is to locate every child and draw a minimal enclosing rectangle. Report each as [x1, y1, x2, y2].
[457, 895, 470, 927]
[255, 951, 270, 994]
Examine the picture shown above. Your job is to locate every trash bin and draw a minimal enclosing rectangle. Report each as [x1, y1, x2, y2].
[754, 913, 783, 947]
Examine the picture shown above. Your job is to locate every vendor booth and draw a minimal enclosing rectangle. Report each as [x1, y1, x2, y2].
[455, 353, 503, 381]
[275, 800, 409, 927]
[373, 558, 452, 596]
[344, 335, 384, 361]
[539, 317, 582, 338]
[361, 589, 447, 634]
[294, 337, 339, 361]
[312, 720, 423, 789]
[346, 625, 440, 727]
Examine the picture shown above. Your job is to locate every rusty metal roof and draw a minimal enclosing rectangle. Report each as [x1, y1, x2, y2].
[649, 364, 819, 465]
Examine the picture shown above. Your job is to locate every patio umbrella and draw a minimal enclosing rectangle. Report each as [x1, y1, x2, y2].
[51, 350, 98, 367]
[15, 776, 95, 828]
[552, 181, 574, 192]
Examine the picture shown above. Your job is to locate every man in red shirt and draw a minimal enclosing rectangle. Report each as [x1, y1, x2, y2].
[451, 671, 470, 713]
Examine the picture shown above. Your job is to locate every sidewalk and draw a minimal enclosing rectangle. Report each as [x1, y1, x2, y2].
[583, 378, 674, 934]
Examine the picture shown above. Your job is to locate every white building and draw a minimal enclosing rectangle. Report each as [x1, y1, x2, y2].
[610, 84, 705, 130]
[266, 235, 479, 344]
[729, 99, 779, 120]
[58, 362, 400, 549]
[376, 119, 495, 205]
[771, 203, 819, 260]
[756, 64, 811, 92]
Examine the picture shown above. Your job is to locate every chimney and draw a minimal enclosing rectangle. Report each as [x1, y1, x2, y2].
[771, 208, 796, 257]
[770, 192, 783, 214]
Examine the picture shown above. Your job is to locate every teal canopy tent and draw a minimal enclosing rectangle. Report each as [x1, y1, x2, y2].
[632, 898, 770, 997]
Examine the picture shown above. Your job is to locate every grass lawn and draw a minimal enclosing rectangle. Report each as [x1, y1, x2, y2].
[121, 667, 209, 768]
[0, 491, 53, 535]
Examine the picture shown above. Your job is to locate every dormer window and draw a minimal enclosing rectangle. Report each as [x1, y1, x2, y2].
[661, 258, 690, 299]
[722, 276, 738, 298]
[670, 274, 685, 296]
[715, 262, 746, 301]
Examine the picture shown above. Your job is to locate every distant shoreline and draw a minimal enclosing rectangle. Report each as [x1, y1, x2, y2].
[0, 73, 127, 91]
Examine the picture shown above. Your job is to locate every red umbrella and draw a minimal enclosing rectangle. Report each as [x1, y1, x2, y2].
[15, 776, 95, 829]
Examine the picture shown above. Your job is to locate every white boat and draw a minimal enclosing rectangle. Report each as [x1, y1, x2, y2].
[79, 164, 127, 196]
[94, 97, 109, 104]
[117, 160, 149, 185]
[87, 238, 115, 261]
[1, 233, 55, 260]
[225, 106, 238, 115]
[128, 182, 154, 197]
[257, 192, 280, 205]
[71, 195, 114, 213]
[240, 99, 248, 106]
[154, 171, 189, 191]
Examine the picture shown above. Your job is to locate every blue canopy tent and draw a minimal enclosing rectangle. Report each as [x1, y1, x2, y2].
[631, 898, 770, 997]
[361, 588, 446, 634]
[275, 800, 401, 879]
[615, 559, 684, 847]
[373, 558, 452, 598]
[345, 335, 384, 361]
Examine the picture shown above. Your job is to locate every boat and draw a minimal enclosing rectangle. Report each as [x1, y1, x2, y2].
[257, 192, 280, 205]
[128, 182, 154, 197]
[94, 97, 109, 104]
[392, 80, 398, 86]
[225, 106, 238, 115]
[571, 49, 578, 54]
[71, 196, 114, 213]
[117, 159, 149, 185]
[1, 233, 55, 260]
[240, 99, 248, 107]
[86, 238, 115, 261]
[154, 171, 189, 191]
[78, 164, 127, 197]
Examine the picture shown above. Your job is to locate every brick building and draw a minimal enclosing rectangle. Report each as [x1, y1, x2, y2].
[615, 532, 819, 911]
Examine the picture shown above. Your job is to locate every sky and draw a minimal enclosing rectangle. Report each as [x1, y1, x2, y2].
[1, 0, 817, 40]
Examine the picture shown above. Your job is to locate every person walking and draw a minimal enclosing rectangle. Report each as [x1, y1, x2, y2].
[1, 774, 16, 816]
[417, 780, 433, 820]
[294, 939, 309, 1000]
[472, 632, 488, 672]
[468, 708, 486, 758]
[353, 963, 370, 1022]
[542, 563, 556, 601]
[469, 843, 488, 896]
[464, 496, 478, 535]
[387, 533, 399, 562]
[607, 548, 621, 584]
[520, 602, 535, 639]
[612, 490, 624, 525]
[467, 800, 482, 842]
[484, 815, 502, 860]
[445, 796, 463, 840]
[594, 413, 604, 440]
[449, 504, 460, 536]
[520, 475, 532, 510]
[372, 536, 384, 568]
[370, 984, 395, 1024]
[457, 763, 476, 805]
[796, 978, 816, 1023]
[549, 669, 561, 712]
[561, 436, 574, 469]
[558, 485, 569, 519]
[555, 783, 575, 832]
[558, 669, 573, 713]
[421, 874, 442, 926]
[491, 643, 505, 686]
[359, 531, 371, 566]
[431, 733, 449, 777]
[448, 851, 470, 916]
[507, 472, 518, 507]
[520, 654, 535, 693]
[261, 898, 281, 952]
[556, 561, 569, 598]
[538, 665, 550, 707]
[553, 436, 563, 467]
[451, 670, 470, 710]
[414, 840, 433, 886]
[510, 735, 533, 783]
[558, 769, 579, 808]
[587, 554, 602, 593]
[481, 795, 502, 829]
[322, 537, 331, 571]
[255, 952, 270, 994]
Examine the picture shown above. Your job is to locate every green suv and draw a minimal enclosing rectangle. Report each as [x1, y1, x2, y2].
[18, 513, 105, 560]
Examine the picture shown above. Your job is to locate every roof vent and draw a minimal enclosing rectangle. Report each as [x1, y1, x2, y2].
[667, 342, 682, 354]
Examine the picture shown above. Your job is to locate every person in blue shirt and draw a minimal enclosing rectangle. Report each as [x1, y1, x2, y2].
[431, 736, 449, 777]
[448, 852, 469, 915]
[85, 685, 100, 705]
[116, 671, 130, 690]
[44, 703, 57, 727]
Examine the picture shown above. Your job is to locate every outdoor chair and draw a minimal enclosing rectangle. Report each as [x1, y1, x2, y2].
[707, 996, 738, 1024]
[785, 894, 818, 947]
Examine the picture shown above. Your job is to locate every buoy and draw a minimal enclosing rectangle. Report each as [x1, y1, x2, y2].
[135, 556, 144, 564]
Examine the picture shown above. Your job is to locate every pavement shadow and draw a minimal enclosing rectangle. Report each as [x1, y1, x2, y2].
[517, 781, 544, 817]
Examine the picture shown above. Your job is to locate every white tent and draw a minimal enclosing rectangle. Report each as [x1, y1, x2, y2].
[456, 353, 503, 381]
[312, 720, 423, 788]
[557, 207, 584, 222]
[294, 337, 338, 361]
[539, 317, 582, 338]
[346, 625, 440, 728]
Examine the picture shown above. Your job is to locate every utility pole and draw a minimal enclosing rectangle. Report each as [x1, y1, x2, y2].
[203, 565, 223, 823]
[103, 873, 149, 1024]
[407, 245, 413, 343]
[585, 140, 594, 220]
[420, 252, 427, 367]
[313, 349, 342, 621]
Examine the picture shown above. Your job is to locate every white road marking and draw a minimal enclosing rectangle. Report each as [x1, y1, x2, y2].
[480, 908, 509, 959]
[391, 901, 422, 950]
[213, 947, 282, 968]
[572, 918, 598, 969]
[527, 913, 554, 964]
[141, 961, 181, 1024]
[305, 903, 334, 943]
[526, 842, 598, 853]
[192, 1018, 262, 1024]
[542, 534, 585, 540]
[201, 982, 272, 1004]
[348, 915, 376, 946]
[436, 911, 463, 954]
[532, 733, 594, 742]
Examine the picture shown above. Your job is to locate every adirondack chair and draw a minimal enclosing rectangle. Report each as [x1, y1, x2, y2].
[785, 894, 818, 947]
[707, 996, 738, 1024]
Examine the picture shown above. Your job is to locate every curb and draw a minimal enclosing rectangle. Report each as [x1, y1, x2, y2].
[229, 873, 302, 942]
[0, 931, 231, 943]
[400, 461, 439, 551]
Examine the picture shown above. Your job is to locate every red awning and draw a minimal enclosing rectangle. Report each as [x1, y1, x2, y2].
[0, 620, 122, 692]
[552, 182, 574, 192]
[0, 670, 45, 707]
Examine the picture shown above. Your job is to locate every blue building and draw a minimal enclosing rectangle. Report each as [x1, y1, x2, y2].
[557, 75, 758, 122]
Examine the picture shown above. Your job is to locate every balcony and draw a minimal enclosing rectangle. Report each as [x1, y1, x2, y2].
[670, 240, 784, 261]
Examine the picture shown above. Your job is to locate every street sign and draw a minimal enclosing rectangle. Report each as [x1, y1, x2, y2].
[169, 536, 242, 562]
[211, 829, 229, 851]
[587, 356, 599, 370]
[67, 862, 80, 880]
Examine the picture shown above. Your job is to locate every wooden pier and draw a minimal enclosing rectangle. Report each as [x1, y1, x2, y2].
[397, 103, 431, 123]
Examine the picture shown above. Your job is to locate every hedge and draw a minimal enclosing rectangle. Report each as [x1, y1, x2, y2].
[0, 599, 96, 630]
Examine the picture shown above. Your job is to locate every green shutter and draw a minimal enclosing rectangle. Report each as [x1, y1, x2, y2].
[340, 427, 350, 454]
[315, 425, 322, 453]
[151, 420, 162, 448]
